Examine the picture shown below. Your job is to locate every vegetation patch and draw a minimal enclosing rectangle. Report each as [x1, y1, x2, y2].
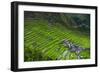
[24, 12, 90, 62]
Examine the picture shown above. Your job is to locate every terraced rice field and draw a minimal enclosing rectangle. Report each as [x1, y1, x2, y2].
[24, 19, 90, 62]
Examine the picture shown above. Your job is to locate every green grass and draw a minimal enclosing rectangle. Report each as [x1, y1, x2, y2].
[24, 19, 90, 62]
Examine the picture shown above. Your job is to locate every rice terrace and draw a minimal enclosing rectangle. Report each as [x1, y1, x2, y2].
[24, 11, 90, 62]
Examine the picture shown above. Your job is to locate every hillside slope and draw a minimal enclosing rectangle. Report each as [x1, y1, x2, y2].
[24, 19, 90, 62]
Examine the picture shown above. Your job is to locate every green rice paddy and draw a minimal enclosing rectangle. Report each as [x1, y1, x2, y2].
[24, 19, 90, 62]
